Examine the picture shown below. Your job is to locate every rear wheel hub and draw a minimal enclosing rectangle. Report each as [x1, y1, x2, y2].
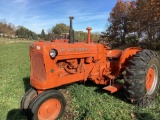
[146, 65, 158, 95]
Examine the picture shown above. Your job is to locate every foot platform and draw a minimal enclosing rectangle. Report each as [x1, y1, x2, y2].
[103, 84, 123, 93]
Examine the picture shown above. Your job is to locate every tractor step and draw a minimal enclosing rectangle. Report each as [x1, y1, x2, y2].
[103, 84, 123, 93]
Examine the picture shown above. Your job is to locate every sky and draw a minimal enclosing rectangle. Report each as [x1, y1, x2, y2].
[0, 0, 117, 34]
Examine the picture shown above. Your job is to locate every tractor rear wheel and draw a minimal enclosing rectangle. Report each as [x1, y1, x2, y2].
[21, 88, 37, 110]
[28, 89, 66, 120]
[124, 50, 160, 102]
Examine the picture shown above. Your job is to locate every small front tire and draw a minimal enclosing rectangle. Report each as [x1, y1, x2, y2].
[28, 89, 66, 120]
[21, 88, 37, 110]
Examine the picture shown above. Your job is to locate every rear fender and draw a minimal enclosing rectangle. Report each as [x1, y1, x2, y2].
[117, 47, 142, 75]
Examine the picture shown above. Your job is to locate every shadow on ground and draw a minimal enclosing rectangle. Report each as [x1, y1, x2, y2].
[134, 112, 157, 120]
[23, 77, 32, 92]
[80, 80, 128, 103]
[7, 77, 31, 120]
[6, 109, 28, 120]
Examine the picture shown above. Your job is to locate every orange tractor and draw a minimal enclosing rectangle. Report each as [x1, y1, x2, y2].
[21, 17, 160, 120]
[52, 33, 69, 43]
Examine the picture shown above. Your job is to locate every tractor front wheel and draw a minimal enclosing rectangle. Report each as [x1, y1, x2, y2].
[21, 88, 37, 110]
[28, 89, 66, 120]
[124, 50, 160, 102]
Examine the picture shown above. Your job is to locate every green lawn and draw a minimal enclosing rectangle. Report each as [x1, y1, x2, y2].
[0, 42, 31, 120]
[0, 41, 159, 120]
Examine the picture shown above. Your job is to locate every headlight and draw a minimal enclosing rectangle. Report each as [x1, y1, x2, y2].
[50, 49, 57, 58]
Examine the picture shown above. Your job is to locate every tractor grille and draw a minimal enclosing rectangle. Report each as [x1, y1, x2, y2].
[30, 52, 46, 82]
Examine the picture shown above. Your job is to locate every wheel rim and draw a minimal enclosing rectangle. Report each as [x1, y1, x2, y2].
[146, 64, 158, 95]
[38, 99, 61, 120]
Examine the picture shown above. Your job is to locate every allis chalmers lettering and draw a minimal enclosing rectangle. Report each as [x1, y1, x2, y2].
[59, 47, 88, 52]
[68, 47, 88, 52]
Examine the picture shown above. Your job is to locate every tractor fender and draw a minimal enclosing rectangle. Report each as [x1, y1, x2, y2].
[117, 47, 142, 74]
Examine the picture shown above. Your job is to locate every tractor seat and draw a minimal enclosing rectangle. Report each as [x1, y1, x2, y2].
[106, 50, 123, 58]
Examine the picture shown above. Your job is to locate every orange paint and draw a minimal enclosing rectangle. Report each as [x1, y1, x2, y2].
[30, 39, 141, 90]
[38, 99, 61, 120]
[106, 50, 122, 58]
[86, 27, 92, 43]
[146, 68, 154, 91]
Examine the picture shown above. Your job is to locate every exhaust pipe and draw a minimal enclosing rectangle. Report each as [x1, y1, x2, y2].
[69, 16, 74, 44]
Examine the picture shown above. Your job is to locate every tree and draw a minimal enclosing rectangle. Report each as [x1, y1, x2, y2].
[106, 0, 160, 48]
[135, 0, 160, 47]
[91, 32, 100, 42]
[0, 18, 37, 39]
[0, 19, 15, 37]
[74, 31, 87, 42]
[40, 29, 46, 39]
[15, 26, 26, 38]
[15, 26, 37, 40]
[44, 28, 54, 41]
[107, 0, 134, 44]
[52, 23, 69, 38]
[73, 31, 99, 42]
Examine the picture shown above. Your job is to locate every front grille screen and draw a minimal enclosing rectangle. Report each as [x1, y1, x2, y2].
[30, 52, 46, 82]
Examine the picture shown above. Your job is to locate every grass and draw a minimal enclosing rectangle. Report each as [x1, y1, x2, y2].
[0, 38, 35, 45]
[64, 83, 135, 120]
[0, 42, 31, 120]
[0, 40, 159, 120]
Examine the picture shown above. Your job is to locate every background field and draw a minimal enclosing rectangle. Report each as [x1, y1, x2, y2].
[0, 39, 159, 120]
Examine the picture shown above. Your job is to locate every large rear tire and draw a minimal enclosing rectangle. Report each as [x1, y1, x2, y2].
[124, 50, 160, 102]
[28, 89, 66, 120]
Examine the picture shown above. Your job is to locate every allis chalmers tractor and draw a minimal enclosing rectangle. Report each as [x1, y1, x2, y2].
[21, 17, 160, 120]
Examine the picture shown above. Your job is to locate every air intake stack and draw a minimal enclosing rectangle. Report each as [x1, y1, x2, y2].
[69, 16, 74, 44]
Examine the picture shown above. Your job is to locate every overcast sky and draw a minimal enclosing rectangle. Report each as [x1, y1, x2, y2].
[0, 0, 117, 33]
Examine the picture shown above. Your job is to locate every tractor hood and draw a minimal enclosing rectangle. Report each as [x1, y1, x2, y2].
[30, 41, 105, 61]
